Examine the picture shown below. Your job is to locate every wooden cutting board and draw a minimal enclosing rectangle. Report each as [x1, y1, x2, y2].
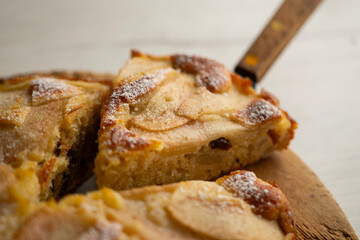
[245, 150, 358, 239]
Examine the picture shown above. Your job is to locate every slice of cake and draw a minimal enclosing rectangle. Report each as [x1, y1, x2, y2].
[0, 72, 113, 199]
[95, 51, 297, 190]
[6, 171, 294, 240]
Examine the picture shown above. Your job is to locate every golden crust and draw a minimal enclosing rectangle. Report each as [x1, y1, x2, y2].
[259, 88, 280, 106]
[170, 54, 232, 93]
[217, 170, 295, 233]
[6, 171, 294, 240]
[0, 71, 113, 200]
[95, 51, 297, 190]
[231, 73, 255, 95]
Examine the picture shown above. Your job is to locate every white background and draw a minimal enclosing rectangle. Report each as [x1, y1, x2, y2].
[1, 0, 359, 235]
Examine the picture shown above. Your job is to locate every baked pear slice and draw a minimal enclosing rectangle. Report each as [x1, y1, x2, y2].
[95, 51, 297, 190]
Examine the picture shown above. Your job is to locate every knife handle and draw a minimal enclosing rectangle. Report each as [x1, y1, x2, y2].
[235, 0, 322, 84]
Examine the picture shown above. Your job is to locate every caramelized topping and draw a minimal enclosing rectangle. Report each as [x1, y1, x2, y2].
[107, 127, 152, 151]
[233, 99, 282, 127]
[131, 49, 146, 58]
[171, 54, 231, 93]
[217, 170, 295, 234]
[259, 89, 280, 106]
[231, 73, 255, 95]
[111, 69, 171, 103]
[30, 78, 82, 106]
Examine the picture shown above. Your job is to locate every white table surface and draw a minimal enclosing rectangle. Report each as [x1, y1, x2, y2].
[1, 0, 359, 235]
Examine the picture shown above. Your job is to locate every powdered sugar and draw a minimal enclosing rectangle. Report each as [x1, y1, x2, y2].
[221, 171, 262, 201]
[101, 69, 171, 130]
[110, 68, 171, 103]
[219, 171, 287, 217]
[221, 171, 295, 233]
[30, 78, 80, 105]
[101, 68, 171, 129]
[234, 99, 281, 126]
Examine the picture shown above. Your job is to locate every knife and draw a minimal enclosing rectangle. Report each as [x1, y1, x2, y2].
[234, 0, 322, 86]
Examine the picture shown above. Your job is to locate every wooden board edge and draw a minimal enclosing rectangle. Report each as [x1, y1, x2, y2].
[245, 149, 358, 240]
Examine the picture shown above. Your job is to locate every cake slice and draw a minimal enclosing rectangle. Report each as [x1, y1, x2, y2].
[0, 72, 113, 199]
[5, 171, 294, 240]
[95, 51, 297, 190]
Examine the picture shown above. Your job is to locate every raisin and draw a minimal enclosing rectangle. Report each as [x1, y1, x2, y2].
[209, 137, 232, 150]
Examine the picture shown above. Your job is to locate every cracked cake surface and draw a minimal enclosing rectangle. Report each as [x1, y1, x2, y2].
[95, 51, 297, 190]
[0, 72, 112, 200]
[2, 171, 294, 240]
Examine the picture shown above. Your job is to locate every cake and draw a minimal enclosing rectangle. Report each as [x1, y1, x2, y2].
[0, 72, 113, 199]
[5, 171, 294, 240]
[95, 51, 297, 190]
